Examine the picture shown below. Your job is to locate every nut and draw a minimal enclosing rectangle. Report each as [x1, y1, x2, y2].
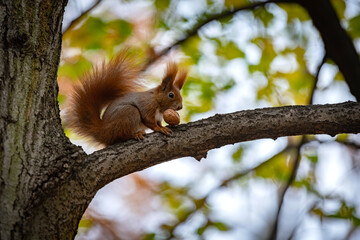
[163, 109, 180, 125]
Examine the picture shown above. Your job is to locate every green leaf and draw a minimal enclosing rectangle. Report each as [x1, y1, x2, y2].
[279, 3, 310, 23]
[78, 219, 93, 229]
[331, 0, 346, 20]
[253, 8, 274, 27]
[181, 36, 202, 64]
[335, 134, 348, 142]
[305, 154, 318, 164]
[216, 41, 245, 60]
[143, 233, 156, 240]
[334, 70, 344, 81]
[57, 94, 66, 105]
[311, 207, 325, 218]
[197, 225, 207, 235]
[348, 14, 360, 38]
[213, 221, 229, 231]
[250, 37, 277, 73]
[108, 19, 132, 40]
[232, 146, 244, 162]
[255, 150, 293, 182]
[69, 17, 107, 50]
[58, 56, 92, 79]
[155, 0, 170, 10]
[66, 17, 132, 51]
[224, 0, 248, 8]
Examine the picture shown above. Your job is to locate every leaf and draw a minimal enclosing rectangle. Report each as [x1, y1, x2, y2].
[69, 17, 107, 50]
[66, 17, 132, 51]
[143, 233, 156, 240]
[224, 0, 248, 9]
[348, 14, 360, 38]
[181, 36, 202, 64]
[232, 146, 244, 162]
[334, 70, 344, 81]
[279, 3, 310, 23]
[57, 94, 65, 105]
[335, 134, 348, 142]
[58, 55, 92, 80]
[330, 0, 346, 20]
[255, 150, 293, 182]
[78, 219, 93, 229]
[249, 37, 277, 73]
[311, 208, 325, 218]
[305, 154, 318, 164]
[108, 19, 132, 40]
[216, 41, 245, 60]
[253, 8, 274, 27]
[213, 221, 229, 231]
[197, 225, 207, 235]
[155, 0, 170, 10]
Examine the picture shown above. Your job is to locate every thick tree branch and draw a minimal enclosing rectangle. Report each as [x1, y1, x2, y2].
[80, 101, 360, 192]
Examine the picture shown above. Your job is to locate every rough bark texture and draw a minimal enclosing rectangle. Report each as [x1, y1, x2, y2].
[0, 0, 82, 239]
[84, 101, 360, 184]
[0, 0, 360, 239]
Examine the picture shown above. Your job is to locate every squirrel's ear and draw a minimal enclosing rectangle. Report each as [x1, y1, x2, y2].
[160, 62, 178, 91]
[174, 69, 187, 90]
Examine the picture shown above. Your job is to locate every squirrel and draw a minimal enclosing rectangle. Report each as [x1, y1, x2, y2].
[65, 51, 187, 146]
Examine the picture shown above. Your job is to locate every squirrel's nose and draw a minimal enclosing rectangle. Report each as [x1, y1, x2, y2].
[177, 104, 182, 110]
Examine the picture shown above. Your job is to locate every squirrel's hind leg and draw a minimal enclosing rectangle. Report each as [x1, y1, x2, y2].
[103, 104, 147, 143]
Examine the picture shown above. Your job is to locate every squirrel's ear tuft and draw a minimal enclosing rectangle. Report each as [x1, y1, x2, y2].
[160, 62, 178, 91]
[174, 69, 187, 90]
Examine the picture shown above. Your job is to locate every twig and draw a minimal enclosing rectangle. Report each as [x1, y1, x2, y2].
[143, 0, 285, 69]
[63, 0, 103, 35]
[309, 53, 327, 104]
[163, 145, 292, 238]
[267, 136, 305, 240]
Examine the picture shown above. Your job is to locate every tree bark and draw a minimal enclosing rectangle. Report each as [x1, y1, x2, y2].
[1, 0, 360, 239]
[0, 0, 79, 239]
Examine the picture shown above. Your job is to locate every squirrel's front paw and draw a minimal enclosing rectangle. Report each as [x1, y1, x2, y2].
[156, 126, 172, 136]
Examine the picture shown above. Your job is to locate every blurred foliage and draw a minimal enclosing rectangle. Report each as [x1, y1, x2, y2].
[60, 0, 360, 239]
[255, 149, 294, 182]
[64, 16, 132, 51]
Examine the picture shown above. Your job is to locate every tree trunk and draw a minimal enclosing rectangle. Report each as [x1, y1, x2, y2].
[0, 0, 83, 239]
[0, 0, 359, 239]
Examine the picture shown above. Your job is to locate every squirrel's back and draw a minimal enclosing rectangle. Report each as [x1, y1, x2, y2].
[65, 51, 144, 144]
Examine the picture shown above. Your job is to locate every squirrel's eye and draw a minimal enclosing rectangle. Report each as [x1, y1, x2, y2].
[168, 92, 174, 98]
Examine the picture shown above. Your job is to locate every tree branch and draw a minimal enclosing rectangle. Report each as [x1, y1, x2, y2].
[63, 0, 103, 35]
[268, 136, 305, 240]
[144, 0, 284, 68]
[81, 101, 360, 192]
[295, 0, 360, 101]
[145, 0, 360, 101]
[34, 102, 360, 236]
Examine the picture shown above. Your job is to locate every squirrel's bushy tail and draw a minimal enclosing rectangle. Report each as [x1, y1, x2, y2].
[65, 51, 143, 144]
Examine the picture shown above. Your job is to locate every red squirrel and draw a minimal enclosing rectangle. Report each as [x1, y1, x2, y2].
[65, 51, 187, 146]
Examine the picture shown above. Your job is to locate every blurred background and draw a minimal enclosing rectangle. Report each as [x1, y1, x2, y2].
[58, 0, 360, 239]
